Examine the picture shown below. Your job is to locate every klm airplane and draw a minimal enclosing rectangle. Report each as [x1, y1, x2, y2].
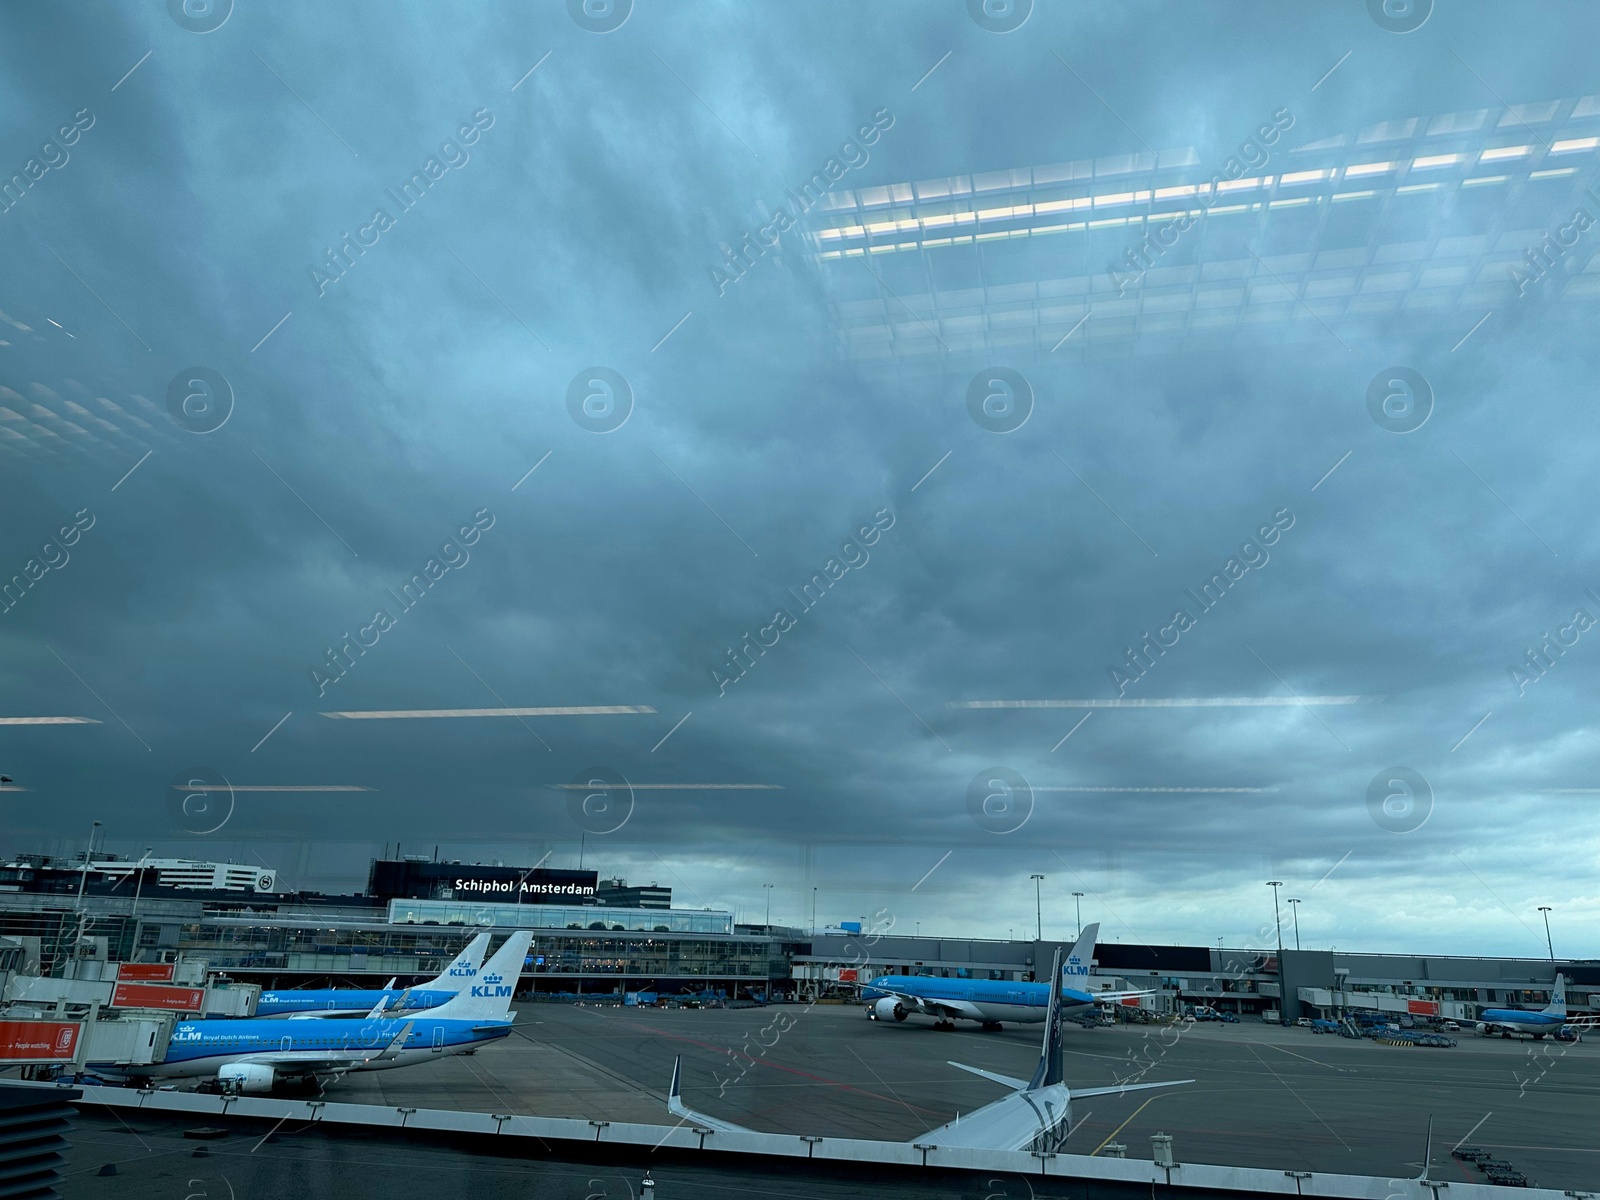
[94, 932, 532, 1093]
[255, 931, 490, 1018]
[1477, 974, 1571, 1039]
[670, 946, 1191, 1152]
[863, 923, 1151, 1031]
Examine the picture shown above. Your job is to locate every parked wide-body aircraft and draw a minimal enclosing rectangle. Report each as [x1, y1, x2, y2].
[93, 932, 531, 1093]
[670, 947, 1191, 1152]
[254, 931, 491, 1018]
[861, 923, 1152, 1030]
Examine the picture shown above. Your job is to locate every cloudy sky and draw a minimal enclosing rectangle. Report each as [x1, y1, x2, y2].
[3, 0, 1599, 959]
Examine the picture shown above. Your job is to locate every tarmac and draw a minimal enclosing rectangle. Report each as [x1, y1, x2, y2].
[56, 998, 1600, 1196]
[291, 1001, 1600, 1190]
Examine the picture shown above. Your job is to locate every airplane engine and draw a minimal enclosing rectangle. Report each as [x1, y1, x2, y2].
[1475, 1022, 1489, 1036]
[873, 997, 907, 1022]
[217, 1063, 276, 1094]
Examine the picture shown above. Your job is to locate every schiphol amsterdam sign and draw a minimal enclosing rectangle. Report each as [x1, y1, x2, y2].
[444, 870, 596, 902]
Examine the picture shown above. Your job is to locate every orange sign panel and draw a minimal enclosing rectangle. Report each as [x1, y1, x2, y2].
[111, 983, 205, 1012]
[0, 1020, 80, 1062]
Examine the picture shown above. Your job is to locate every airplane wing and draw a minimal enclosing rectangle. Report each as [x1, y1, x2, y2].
[1066, 987, 1158, 1005]
[1088, 989, 1157, 1002]
[667, 1056, 756, 1134]
[947, 1061, 1030, 1090]
[874, 989, 987, 1022]
[1071, 1078, 1195, 1099]
[229, 1022, 415, 1077]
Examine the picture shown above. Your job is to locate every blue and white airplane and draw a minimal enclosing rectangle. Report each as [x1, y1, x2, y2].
[255, 931, 490, 1018]
[670, 946, 1191, 1152]
[93, 932, 532, 1093]
[1477, 974, 1571, 1039]
[862, 923, 1151, 1031]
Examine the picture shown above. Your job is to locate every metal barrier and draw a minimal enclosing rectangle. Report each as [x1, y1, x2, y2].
[10, 1080, 1577, 1199]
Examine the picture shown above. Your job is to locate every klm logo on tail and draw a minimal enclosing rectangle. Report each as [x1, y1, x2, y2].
[470, 972, 512, 998]
[448, 965, 477, 978]
[1063, 954, 1089, 981]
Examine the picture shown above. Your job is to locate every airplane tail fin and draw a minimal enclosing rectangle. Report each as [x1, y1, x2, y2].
[414, 932, 531, 1021]
[942, 944, 1190, 1153]
[1060, 922, 1099, 993]
[1545, 973, 1568, 1017]
[1031, 947, 1067, 1090]
[417, 931, 491, 991]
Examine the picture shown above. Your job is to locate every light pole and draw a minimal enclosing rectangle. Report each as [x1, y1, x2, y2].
[74, 821, 101, 911]
[1267, 881, 1284, 1026]
[1072, 891, 1084, 938]
[1030, 874, 1044, 941]
[69, 820, 101, 974]
[762, 883, 773, 926]
[1539, 906, 1555, 961]
[811, 887, 817, 937]
[1287, 898, 1301, 951]
[130, 846, 154, 920]
[1266, 881, 1284, 951]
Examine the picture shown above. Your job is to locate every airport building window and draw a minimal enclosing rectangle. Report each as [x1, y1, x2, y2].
[387, 898, 733, 934]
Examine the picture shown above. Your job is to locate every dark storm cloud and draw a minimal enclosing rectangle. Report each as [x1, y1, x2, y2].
[3, 1, 1600, 955]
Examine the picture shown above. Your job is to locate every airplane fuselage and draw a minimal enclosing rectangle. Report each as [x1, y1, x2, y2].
[255, 987, 456, 1017]
[95, 1014, 510, 1081]
[864, 975, 1101, 1023]
[1479, 1009, 1566, 1037]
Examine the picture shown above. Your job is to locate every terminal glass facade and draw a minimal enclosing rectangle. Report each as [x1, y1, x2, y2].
[386, 899, 733, 934]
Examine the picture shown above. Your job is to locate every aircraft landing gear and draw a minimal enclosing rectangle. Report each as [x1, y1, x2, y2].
[980, 1021, 1003, 1032]
[934, 1019, 956, 1031]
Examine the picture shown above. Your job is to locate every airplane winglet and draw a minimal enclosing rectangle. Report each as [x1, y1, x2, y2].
[667, 1055, 688, 1120]
[374, 1021, 413, 1061]
[1413, 1114, 1434, 1183]
[383, 976, 397, 990]
[666, 1055, 754, 1134]
[364, 994, 388, 1020]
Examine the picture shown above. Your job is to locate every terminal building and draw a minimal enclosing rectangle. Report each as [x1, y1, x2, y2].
[0, 852, 1590, 1022]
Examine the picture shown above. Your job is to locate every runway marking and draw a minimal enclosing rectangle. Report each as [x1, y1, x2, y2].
[848, 1045, 923, 1125]
[1243, 1039, 1356, 1072]
[1244, 1043, 1353, 1152]
[1091, 1091, 1174, 1155]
